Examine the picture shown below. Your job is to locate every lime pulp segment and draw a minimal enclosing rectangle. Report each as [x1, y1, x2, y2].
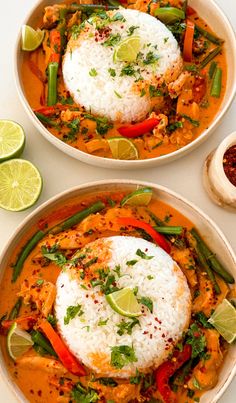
[0, 120, 25, 162]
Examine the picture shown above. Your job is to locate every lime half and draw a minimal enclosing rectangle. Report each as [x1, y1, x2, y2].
[22, 25, 45, 51]
[208, 299, 236, 343]
[108, 137, 138, 160]
[121, 188, 153, 207]
[0, 159, 42, 211]
[114, 36, 141, 63]
[7, 323, 34, 360]
[0, 120, 25, 162]
[106, 287, 142, 318]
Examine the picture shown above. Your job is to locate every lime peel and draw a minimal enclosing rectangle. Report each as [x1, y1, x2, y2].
[121, 188, 153, 206]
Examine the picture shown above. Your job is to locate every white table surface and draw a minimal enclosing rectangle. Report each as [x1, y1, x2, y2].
[0, 0, 235, 402]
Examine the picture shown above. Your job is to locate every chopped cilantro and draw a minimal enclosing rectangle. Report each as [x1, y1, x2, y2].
[114, 90, 122, 98]
[98, 318, 109, 326]
[164, 37, 169, 43]
[149, 85, 163, 98]
[103, 33, 121, 47]
[65, 118, 80, 142]
[181, 114, 200, 127]
[185, 323, 206, 358]
[147, 275, 154, 280]
[143, 51, 160, 65]
[140, 88, 146, 97]
[47, 314, 57, 327]
[136, 249, 154, 260]
[111, 12, 126, 22]
[167, 121, 183, 133]
[127, 259, 138, 266]
[90, 278, 103, 288]
[113, 265, 122, 277]
[110, 345, 137, 369]
[58, 95, 74, 105]
[36, 279, 44, 286]
[95, 377, 118, 387]
[193, 377, 202, 390]
[71, 382, 99, 403]
[185, 64, 199, 73]
[164, 213, 171, 223]
[107, 197, 116, 206]
[71, 24, 83, 40]
[89, 68, 98, 77]
[120, 65, 136, 76]
[127, 25, 139, 36]
[194, 312, 213, 329]
[139, 296, 153, 313]
[130, 369, 143, 384]
[108, 68, 116, 77]
[64, 304, 84, 325]
[84, 113, 113, 135]
[117, 318, 140, 336]
[101, 274, 119, 295]
[133, 286, 138, 296]
[41, 246, 67, 267]
[84, 257, 98, 268]
[97, 268, 109, 280]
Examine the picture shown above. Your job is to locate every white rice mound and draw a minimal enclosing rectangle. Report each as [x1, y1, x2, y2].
[63, 8, 181, 123]
[55, 236, 191, 377]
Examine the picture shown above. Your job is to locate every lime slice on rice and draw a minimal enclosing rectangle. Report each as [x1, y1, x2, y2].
[22, 25, 45, 51]
[113, 36, 141, 63]
[7, 322, 34, 360]
[0, 120, 25, 162]
[121, 188, 153, 207]
[0, 159, 43, 211]
[106, 287, 142, 318]
[208, 299, 236, 343]
[108, 137, 138, 160]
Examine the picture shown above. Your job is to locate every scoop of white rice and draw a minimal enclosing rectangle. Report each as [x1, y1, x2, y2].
[63, 8, 181, 122]
[55, 236, 191, 377]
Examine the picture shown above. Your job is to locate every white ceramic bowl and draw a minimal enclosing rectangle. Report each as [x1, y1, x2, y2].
[0, 179, 236, 402]
[14, 0, 236, 169]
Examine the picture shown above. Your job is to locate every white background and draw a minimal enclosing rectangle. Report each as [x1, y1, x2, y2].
[0, 0, 235, 402]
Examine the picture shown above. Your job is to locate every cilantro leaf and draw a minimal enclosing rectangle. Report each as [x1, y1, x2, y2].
[117, 318, 140, 336]
[136, 249, 154, 260]
[185, 323, 206, 358]
[71, 382, 99, 403]
[64, 304, 84, 325]
[139, 296, 153, 313]
[110, 345, 137, 369]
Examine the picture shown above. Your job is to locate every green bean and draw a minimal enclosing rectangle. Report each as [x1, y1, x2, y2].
[107, 0, 122, 6]
[35, 112, 58, 128]
[50, 201, 105, 234]
[191, 228, 235, 284]
[195, 24, 224, 45]
[31, 330, 57, 357]
[70, 4, 118, 13]
[148, 211, 186, 248]
[210, 67, 222, 98]
[199, 46, 222, 69]
[182, 0, 188, 15]
[196, 243, 221, 294]
[47, 62, 59, 106]
[8, 297, 23, 320]
[208, 61, 217, 79]
[12, 230, 46, 283]
[154, 226, 183, 235]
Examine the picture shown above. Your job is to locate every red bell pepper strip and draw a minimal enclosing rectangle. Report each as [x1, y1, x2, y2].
[117, 217, 171, 254]
[156, 344, 192, 403]
[40, 320, 86, 376]
[34, 104, 73, 116]
[187, 6, 196, 16]
[183, 20, 195, 62]
[118, 118, 159, 138]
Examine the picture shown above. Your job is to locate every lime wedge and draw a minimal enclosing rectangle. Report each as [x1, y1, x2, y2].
[121, 188, 153, 207]
[0, 120, 25, 162]
[154, 7, 185, 25]
[106, 287, 142, 318]
[0, 159, 43, 211]
[113, 36, 141, 63]
[22, 25, 45, 51]
[108, 137, 138, 160]
[208, 299, 236, 343]
[7, 323, 34, 360]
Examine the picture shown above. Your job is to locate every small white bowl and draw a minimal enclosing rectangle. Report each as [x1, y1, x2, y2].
[14, 0, 236, 169]
[0, 179, 236, 403]
[203, 132, 236, 210]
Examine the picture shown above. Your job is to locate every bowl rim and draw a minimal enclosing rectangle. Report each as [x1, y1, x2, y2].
[14, 0, 236, 169]
[0, 178, 236, 402]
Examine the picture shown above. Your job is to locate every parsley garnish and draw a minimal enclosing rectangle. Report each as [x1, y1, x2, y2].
[110, 345, 137, 369]
[136, 249, 154, 260]
[64, 304, 84, 325]
[58, 95, 74, 105]
[89, 68, 98, 77]
[117, 318, 140, 336]
[139, 296, 153, 313]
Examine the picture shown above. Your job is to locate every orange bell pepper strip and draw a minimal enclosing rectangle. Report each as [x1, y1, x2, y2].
[117, 217, 171, 254]
[49, 29, 62, 64]
[40, 320, 86, 376]
[183, 20, 195, 62]
[1, 315, 38, 329]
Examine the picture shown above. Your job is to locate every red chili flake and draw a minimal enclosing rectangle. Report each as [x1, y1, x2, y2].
[162, 333, 165, 338]
[94, 300, 99, 304]
[38, 391, 42, 397]
[143, 331, 149, 335]
[223, 145, 236, 187]
[150, 334, 153, 339]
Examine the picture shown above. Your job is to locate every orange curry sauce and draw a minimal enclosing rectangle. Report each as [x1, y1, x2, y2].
[20, 1, 227, 160]
[0, 189, 233, 402]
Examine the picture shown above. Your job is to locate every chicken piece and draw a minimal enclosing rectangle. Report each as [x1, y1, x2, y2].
[149, 112, 168, 139]
[168, 72, 192, 99]
[17, 276, 56, 317]
[188, 329, 223, 391]
[86, 139, 109, 154]
[43, 5, 65, 28]
[171, 247, 198, 288]
[177, 89, 200, 121]
[17, 356, 67, 376]
[60, 109, 83, 122]
[40, 230, 84, 250]
[67, 11, 81, 30]
[192, 273, 215, 317]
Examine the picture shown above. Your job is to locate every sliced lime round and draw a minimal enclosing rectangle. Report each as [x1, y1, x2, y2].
[154, 7, 185, 25]
[113, 36, 141, 63]
[22, 25, 45, 51]
[108, 137, 139, 160]
[0, 120, 25, 162]
[121, 188, 153, 206]
[106, 287, 142, 318]
[7, 322, 34, 360]
[208, 299, 236, 343]
[0, 159, 43, 211]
